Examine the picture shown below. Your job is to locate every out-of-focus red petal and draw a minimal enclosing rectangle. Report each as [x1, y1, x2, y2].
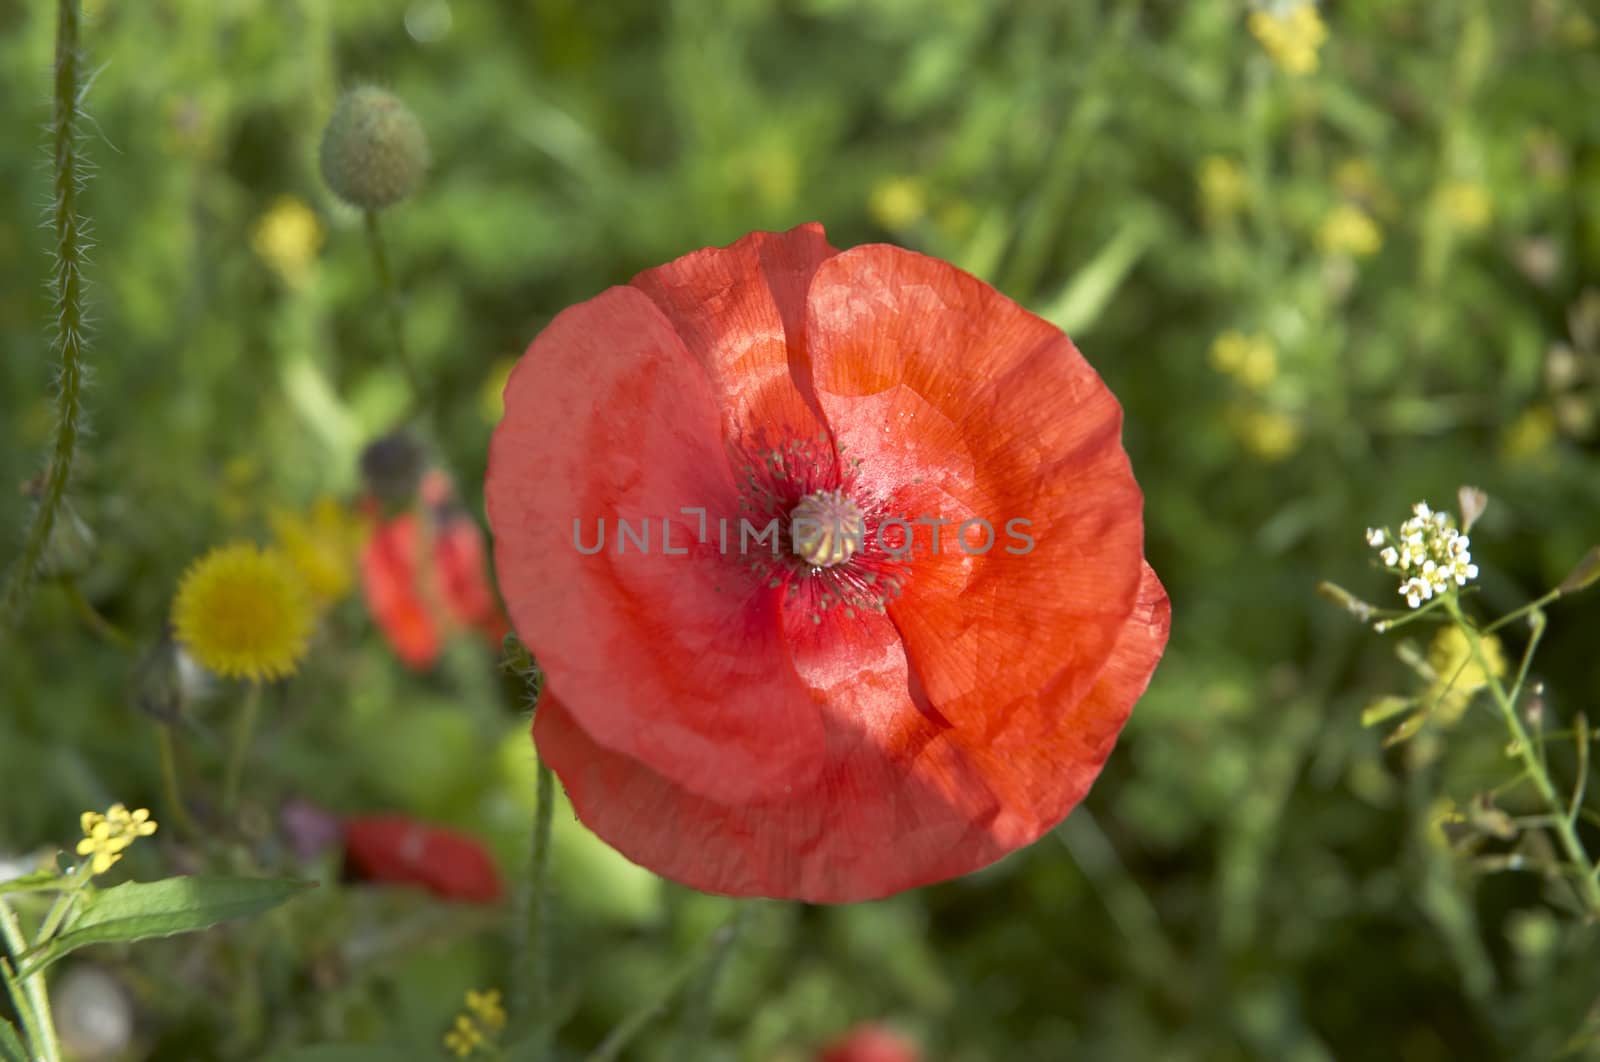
[486, 285, 827, 806]
[343, 814, 503, 903]
[806, 244, 1146, 766]
[817, 1024, 921, 1062]
[435, 513, 508, 645]
[360, 515, 441, 670]
[629, 224, 840, 453]
[534, 565, 1168, 902]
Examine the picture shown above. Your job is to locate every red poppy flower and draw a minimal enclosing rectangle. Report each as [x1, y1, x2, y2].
[362, 471, 508, 669]
[817, 1024, 920, 1062]
[486, 223, 1168, 902]
[343, 814, 503, 903]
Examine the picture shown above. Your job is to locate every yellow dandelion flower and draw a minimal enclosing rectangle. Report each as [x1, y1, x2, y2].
[271, 497, 368, 606]
[251, 197, 324, 288]
[1425, 626, 1505, 726]
[75, 804, 158, 875]
[1249, 2, 1328, 76]
[1438, 180, 1492, 233]
[868, 176, 929, 231]
[1198, 155, 1248, 220]
[465, 989, 506, 1032]
[172, 543, 314, 682]
[1317, 203, 1382, 257]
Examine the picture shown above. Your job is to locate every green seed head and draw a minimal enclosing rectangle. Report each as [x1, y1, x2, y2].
[319, 86, 429, 210]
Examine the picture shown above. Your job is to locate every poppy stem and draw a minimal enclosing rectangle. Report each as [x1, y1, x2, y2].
[669, 900, 752, 1060]
[515, 755, 556, 1034]
[222, 681, 263, 818]
[361, 209, 428, 411]
[1, 0, 90, 633]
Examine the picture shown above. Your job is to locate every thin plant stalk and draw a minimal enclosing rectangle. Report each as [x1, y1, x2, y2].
[515, 755, 556, 1035]
[671, 901, 751, 1061]
[585, 907, 748, 1062]
[223, 682, 264, 816]
[362, 209, 426, 406]
[0, 898, 60, 1062]
[1444, 596, 1600, 915]
[2, 0, 90, 631]
[156, 726, 202, 839]
[61, 580, 130, 649]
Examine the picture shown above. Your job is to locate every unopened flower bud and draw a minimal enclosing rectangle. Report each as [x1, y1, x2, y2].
[38, 501, 96, 580]
[1456, 485, 1488, 533]
[128, 631, 204, 724]
[359, 430, 425, 506]
[319, 86, 429, 210]
[1559, 545, 1600, 595]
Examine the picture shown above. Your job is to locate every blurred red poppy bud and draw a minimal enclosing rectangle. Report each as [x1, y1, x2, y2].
[343, 814, 502, 903]
[817, 1024, 920, 1062]
[360, 489, 508, 670]
[318, 86, 429, 211]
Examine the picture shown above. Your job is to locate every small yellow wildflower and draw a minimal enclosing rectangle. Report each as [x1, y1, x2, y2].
[443, 989, 505, 1057]
[1198, 155, 1249, 220]
[1209, 331, 1278, 390]
[76, 804, 157, 875]
[1438, 180, 1492, 233]
[868, 176, 928, 231]
[1561, 12, 1596, 47]
[1333, 158, 1378, 201]
[1232, 407, 1302, 462]
[1502, 406, 1557, 463]
[271, 497, 368, 606]
[465, 989, 506, 1032]
[1425, 626, 1505, 726]
[1248, 2, 1328, 76]
[251, 197, 324, 288]
[172, 543, 314, 682]
[443, 1015, 484, 1058]
[1317, 203, 1382, 257]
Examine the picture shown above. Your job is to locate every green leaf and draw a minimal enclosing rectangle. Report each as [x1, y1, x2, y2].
[1036, 210, 1162, 337]
[0, 870, 67, 896]
[19, 875, 312, 977]
[1360, 695, 1413, 728]
[0, 1018, 28, 1062]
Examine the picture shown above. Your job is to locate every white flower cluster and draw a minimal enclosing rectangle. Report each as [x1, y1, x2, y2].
[1366, 502, 1479, 608]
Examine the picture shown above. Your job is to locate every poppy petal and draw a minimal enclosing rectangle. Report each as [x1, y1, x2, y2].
[806, 244, 1147, 745]
[487, 285, 826, 806]
[343, 814, 503, 903]
[630, 223, 840, 453]
[535, 564, 1167, 902]
[360, 514, 441, 670]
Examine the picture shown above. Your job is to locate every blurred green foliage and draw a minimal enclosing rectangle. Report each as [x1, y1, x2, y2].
[4, 0, 1600, 1059]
